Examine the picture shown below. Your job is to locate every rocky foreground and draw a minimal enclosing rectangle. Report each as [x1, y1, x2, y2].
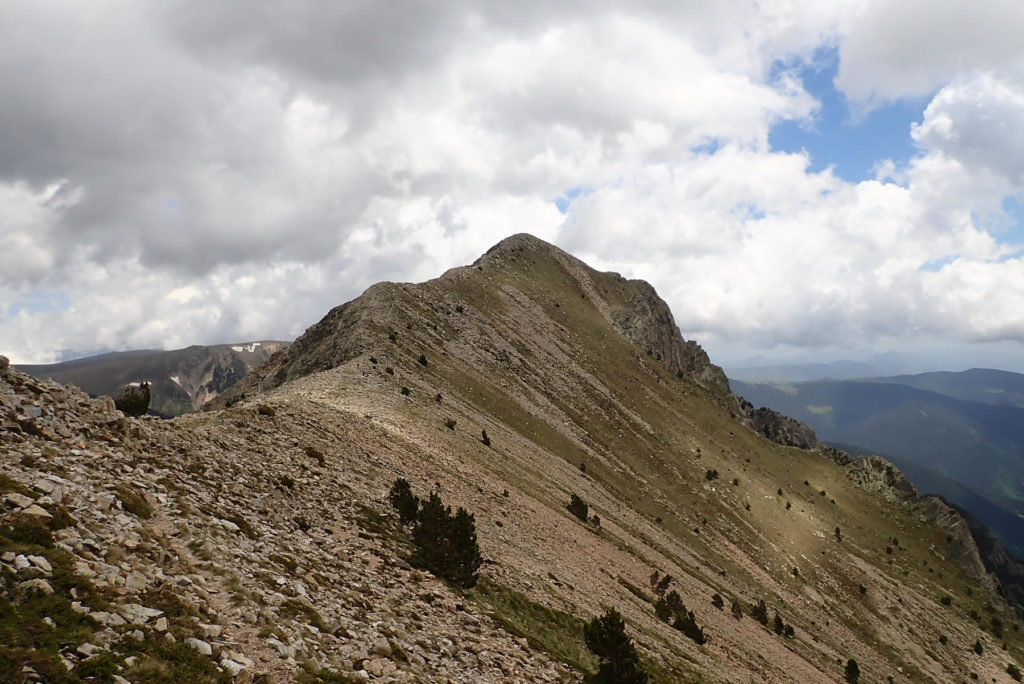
[1, 355, 573, 683]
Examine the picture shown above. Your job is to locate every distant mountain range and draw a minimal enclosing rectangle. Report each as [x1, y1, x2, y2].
[725, 353, 915, 382]
[15, 341, 288, 417]
[732, 369, 1024, 556]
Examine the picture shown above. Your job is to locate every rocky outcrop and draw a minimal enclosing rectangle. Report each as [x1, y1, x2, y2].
[916, 496, 996, 590]
[943, 498, 1024, 617]
[746, 406, 819, 449]
[610, 279, 731, 397]
[841, 454, 919, 502]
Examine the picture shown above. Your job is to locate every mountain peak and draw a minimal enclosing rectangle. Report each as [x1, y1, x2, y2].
[219, 233, 731, 406]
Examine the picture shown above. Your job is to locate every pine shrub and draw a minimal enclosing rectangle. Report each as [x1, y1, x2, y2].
[844, 658, 860, 683]
[672, 609, 706, 645]
[567, 493, 589, 521]
[752, 599, 769, 625]
[583, 609, 649, 684]
[115, 382, 151, 417]
[411, 492, 482, 588]
[388, 478, 420, 525]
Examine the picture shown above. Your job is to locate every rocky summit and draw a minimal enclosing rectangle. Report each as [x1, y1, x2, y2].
[2, 235, 1023, 683]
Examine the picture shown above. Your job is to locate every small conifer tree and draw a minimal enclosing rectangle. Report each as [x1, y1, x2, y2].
[115, 382, 151, 417]
[583, 609, 649, 684]
[411, 491, 483, 588]
[672, 609, 707, 645]
[844, 658, 860, 683]
[388, 478, 419, 525]
[752, 599, 769, 625]
[568, 493, 589, 521]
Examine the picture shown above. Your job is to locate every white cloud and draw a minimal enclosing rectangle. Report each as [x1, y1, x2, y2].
[834, 0, 1024, 104]
[913, 73, 1024, 190]
[1, 1, 1024, 367]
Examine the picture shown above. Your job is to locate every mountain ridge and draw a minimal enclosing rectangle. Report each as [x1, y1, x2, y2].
[17, 341, 288, 417]
[3, 235, 1023, 683]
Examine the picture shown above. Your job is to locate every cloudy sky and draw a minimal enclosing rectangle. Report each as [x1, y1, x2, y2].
[3, 1, 1024, 372]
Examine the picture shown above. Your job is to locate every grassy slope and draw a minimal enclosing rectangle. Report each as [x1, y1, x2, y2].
[733, 378, 1024, 518]
[252, 238, 1024, 683]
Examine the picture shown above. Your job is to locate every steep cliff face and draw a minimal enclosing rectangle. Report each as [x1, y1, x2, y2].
[840, 454, 919, 501]
[608, 279, 732, 397]
[945, 498, 1024, 616]
[915, 496, 997, 590]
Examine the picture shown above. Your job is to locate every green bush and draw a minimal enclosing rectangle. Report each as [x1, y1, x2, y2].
[388, 478, 420, 525]
[752, 599, 769, 625]
[844, 658, 860, 683]
[567, 493, 589, 522]
[672, 609, 706, 645]
[1008, 663, 1022, 682]
[115, 382, 150, 417]
[583, 608, 648, 684]
[411, 492, 483, 588]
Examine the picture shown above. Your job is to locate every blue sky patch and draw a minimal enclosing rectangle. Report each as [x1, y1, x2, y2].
[769, 48, 929, 182]
[919, 256, 958, 272]
[4, 291, 71, 321]
[998, 196, 1024, 246]
[554, 186, 591, 214]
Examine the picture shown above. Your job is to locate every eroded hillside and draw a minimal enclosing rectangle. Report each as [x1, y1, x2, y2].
[3, 235, 1023, 683]
[19, 342, 288, 418]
